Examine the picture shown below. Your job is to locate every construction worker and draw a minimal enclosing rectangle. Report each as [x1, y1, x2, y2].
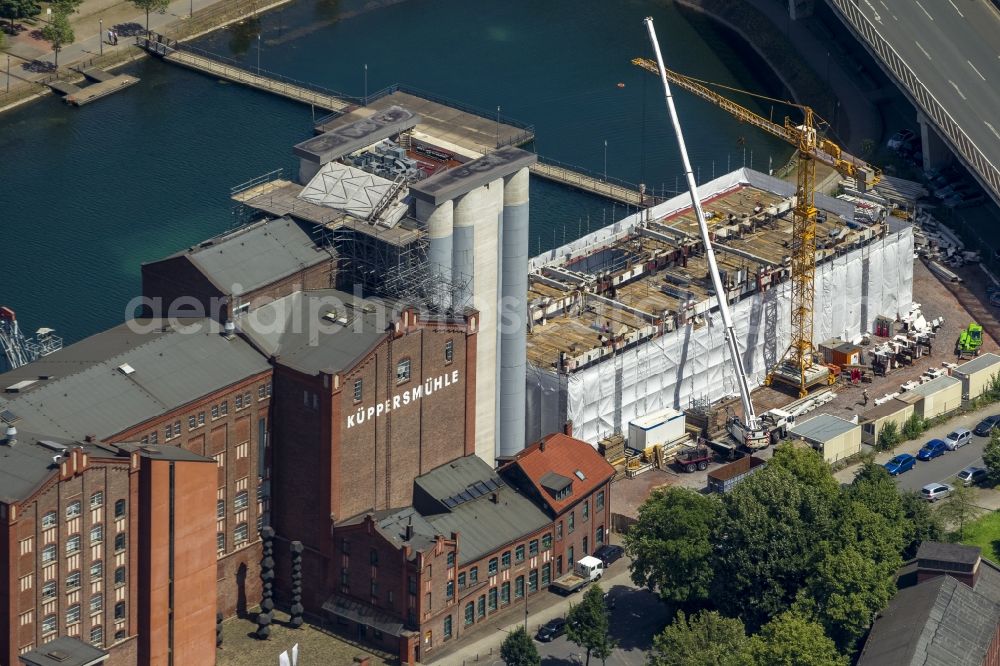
[863, 389, 870, 406]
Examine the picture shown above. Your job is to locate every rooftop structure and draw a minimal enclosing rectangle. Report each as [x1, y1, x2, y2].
[525, 168, 914, 444]
[18, 635, 109, 666]
[0, 318, 270, 441]
[789, 413, 859, 443]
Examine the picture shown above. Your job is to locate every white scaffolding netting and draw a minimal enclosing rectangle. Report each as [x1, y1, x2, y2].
[525, 169, 914, 445]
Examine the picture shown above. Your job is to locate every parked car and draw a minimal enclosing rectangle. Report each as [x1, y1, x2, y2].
[535, 618, 567, 642]
[973, 415, 1000, 436]
[917, 439, 949, 461]
[887, 129, 916, 150]
[593, 544, 625, 567]
[957, 466, 988, 487]
[884, 453, 916, 475]
[921, 483, 953, 502]
[944, 428, 973, 451]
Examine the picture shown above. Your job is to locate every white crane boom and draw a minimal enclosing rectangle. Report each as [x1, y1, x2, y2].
[643, 17, 768, 449]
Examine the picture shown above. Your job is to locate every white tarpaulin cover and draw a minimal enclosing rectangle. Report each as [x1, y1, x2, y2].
[525, 170, 913, 445]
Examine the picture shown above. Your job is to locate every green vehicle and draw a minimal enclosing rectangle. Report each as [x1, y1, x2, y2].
[956, 323, 984, 359]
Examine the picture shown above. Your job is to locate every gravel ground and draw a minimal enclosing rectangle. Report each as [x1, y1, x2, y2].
[218, 610, 393, 666]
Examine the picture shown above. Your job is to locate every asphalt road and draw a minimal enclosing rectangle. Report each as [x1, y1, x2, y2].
[850, 0, 1000, 190]
[531, 586, 667, 666]
[893, 418, 993, 493]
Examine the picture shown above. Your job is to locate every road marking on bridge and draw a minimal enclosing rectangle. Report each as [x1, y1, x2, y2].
[948, 0, 965, 18]
[969, 60, 987, 81]
[915, 0, 935, 21]
[986, 122, 1000, 141]
[878, 0, 898, 20]
[864, 0, 883, 23]
[949, 80, 968, 100]
[916, 42, 933, 60]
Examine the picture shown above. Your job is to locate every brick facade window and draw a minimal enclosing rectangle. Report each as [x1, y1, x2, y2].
[396, 358, 411, 384]
[556, 522, 563, 541]
[66, 571, 81, 590]
[353, 379, 363, 402]
[488, 557, 498, 575]
[369, 549, 378, 565]
[217, 499, 225, 519]
[515, 576, 524, 599]
[114, 499, 126, 518]
[198, 411, 206, 426]
[501, 551, 511, 570]
[469, 566, 478, 584]
[234, 490, 249, 512]
[221, 400, 229, 416]
[66, 500, 81, 519]
[464, 602, 474, 626]
[41, 615, 56, 636]
[42, 545, 56, 564]
[488, 587, 497, 611]
[212, 405, 219, 420]
[89, 524, 103, 545]
[515, 545, 525, 563]
[90, 561, 102, 580]
[188, 415, 197, 430]
[90, 594, 102, 614]
[458, 572, 466, 589]
[149, 431, 158, 445]
[114, 602, 125, 620]
[443, 615, 452, 640]
[445, 340, 454, 363]
[66, 604, 81, 625]
[447, 552, 455, 568]
[501, 581, 510, 605]
[114, 567, 125, 587]
[597, 526, 605, 545]
[42, 581, 56, 599]
[90, 491, 103, 509]
[234, 523, 249, 545]
[596, 489, 605, 510]
[235, 394, 244, 410]
[568, 511, 575, 533]
[217, 533, 225, 553]
[529, 539, 539, 556]
[42, 511, 57, 529]
[477, 595, 485, 618]
[583, 500, 589, 521]
[446, 581, 454, 599]
[114, 532, 126, 552]
[542, 563, 551, 586]
[66, 534, 81, 555]
[90, 626, 103, 647]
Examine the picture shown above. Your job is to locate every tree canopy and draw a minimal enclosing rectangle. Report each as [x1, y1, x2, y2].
[40, 8, 73, 67]
[130, 0, 169, 30]
[0, 0, 40, 27]
[649, 610, 747, 666]
[623, 487, 721, 610]
[739, 611, 847, 666]
[499, 626, 539, 666]
[983, 429, 1000, 484]
[566, 584, 616, 666]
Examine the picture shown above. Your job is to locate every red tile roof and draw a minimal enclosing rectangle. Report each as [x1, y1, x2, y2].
[503, 433, 615, 515]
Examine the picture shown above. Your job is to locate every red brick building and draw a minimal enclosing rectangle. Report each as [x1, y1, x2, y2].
[236, 289, 479, 618]
[141, 216, 334, 323]
[0, 318, 273, 663]
[0, 431, 216, 666]
[326, 434, 614, 663]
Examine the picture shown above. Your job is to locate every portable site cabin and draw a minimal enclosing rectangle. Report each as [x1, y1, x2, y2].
[789, 413, 862, 463]
[905, 375, 963, 420]
[953, 353, 1000, 404]
[860, 398, 914, 446]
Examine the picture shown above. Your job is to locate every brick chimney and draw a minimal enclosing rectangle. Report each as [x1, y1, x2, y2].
[916, 541, 981, 588]
[564, 420, 574, 437]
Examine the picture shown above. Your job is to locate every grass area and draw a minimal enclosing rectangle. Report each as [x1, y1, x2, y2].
[960, 510, 1000, 563]
[218, 610, 395, 666]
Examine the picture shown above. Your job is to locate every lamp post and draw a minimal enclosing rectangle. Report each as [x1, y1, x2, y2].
[189, 0, 193, 19]
[256, 33, 261, 75]
[99, 19, 103, 56]
[496, 105, 501, 148]
[364, 63, 368, 106]
[6, 55, 10, 93]
[603, 140, 608, 181]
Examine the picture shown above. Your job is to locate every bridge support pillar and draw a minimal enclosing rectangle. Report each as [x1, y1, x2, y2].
[788, 0, 814, 20]
[918, 113, 951, 172]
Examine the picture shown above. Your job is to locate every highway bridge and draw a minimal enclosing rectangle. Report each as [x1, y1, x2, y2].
[827, 0, 1000, 206]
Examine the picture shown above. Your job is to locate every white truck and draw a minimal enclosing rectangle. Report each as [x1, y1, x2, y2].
[550, 556, 604, 595]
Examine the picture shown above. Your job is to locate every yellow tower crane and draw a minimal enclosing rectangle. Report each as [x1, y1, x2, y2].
[632, 57, 880, 396]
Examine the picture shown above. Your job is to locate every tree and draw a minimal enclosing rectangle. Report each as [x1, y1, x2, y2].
[983, 429, 1000, 485]
[566, 584, 616, 666]
[50, 0, 82, 13]
[876, 421, 900, 452]
[936, 482, 983, 540]
[901, 413, 925, 440]
[40, 8, 73, 68]
[649, 610, 747, 666]
[130, 0, 169, 31]
[738, 611, 847, 666]
[710, 463, 839, 630]
[0, 0, 40, 29]
[899, 491, 942, 558]
[799, 546, 897, 652]
[623, 488, 721, 609]
[499, 626, 540, 666]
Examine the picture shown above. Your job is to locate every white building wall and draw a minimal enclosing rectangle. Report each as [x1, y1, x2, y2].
[526, 224, 914, 445]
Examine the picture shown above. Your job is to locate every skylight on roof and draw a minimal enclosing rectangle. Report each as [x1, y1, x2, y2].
[575, 470, 586, 481]
[117, 363, 135, 375]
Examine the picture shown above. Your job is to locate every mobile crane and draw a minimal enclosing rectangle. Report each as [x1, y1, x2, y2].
[632, 55, 880, 397]
[643, 17, 770, 450]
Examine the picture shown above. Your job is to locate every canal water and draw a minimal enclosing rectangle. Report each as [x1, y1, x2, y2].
[0, 0, 792, 342]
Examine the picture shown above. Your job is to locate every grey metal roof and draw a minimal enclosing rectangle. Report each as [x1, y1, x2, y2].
[409, 146, 536, 206]
[0, 319, 270, 441]
[18, 631, 108, 666]
[0, 430, 84, 504]
[372, 506, 438, 558]
[918, 542, 982, 566]
[322, 596, 405, 637]
[859, 573, 1000, 666]
[294, 105, 419, 164]
[954, 352, 1000, 377]
[238, 289, 388, 376]
[860, 398, 912, 421]
[907, 375, 962, 398]
[417, 457, 550, 565]
[178, 217, 327, 294]
[790, 413, 859, 443]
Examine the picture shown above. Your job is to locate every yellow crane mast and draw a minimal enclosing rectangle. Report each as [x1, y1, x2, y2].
[632, 57, 880, 396]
